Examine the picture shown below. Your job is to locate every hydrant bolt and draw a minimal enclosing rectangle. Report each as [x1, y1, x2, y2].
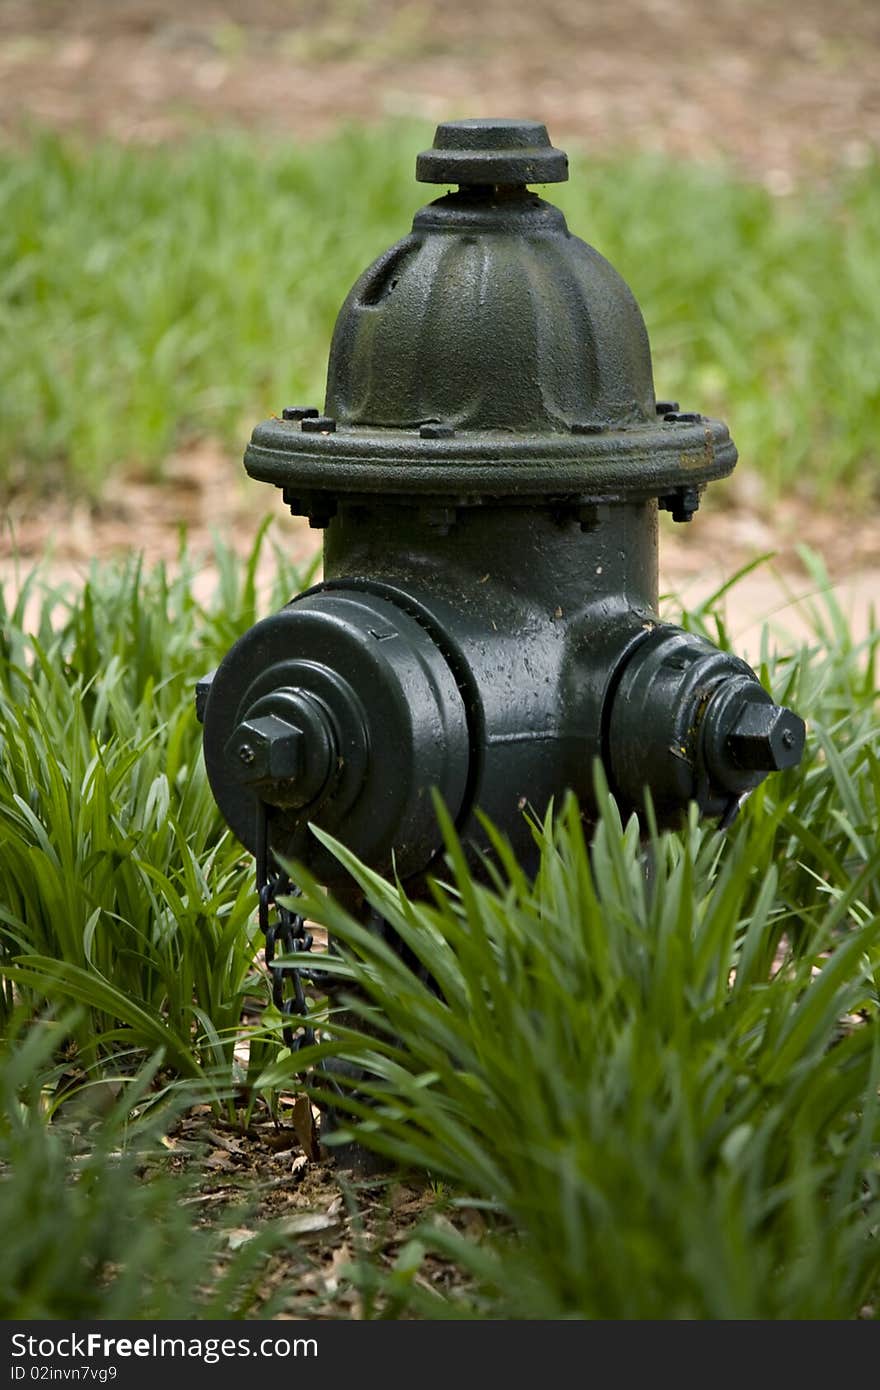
[700, 680, 806, 798]
[301, 415, 337, 433]
[725, 702, 806, 773]
[221, 689, 339, 812]
[226, 714, 303, 783]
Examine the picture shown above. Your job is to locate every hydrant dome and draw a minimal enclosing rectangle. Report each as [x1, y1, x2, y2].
[244, 118, 738, 504]
[325, 196, 657, 434]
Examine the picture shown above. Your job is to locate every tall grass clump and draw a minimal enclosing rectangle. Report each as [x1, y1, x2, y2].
[0, 1012, 296, 1319]
[0, 527, 313, 1078]
[262, 572, 880, 1319]
[1, 125, 878, 498]
[1, 541, 877, 1317]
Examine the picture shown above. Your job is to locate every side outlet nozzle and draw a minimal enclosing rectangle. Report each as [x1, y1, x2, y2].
[607, 626, 806, 822]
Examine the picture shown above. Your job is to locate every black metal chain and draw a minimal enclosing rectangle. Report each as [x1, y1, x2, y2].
[255, 802, 315, 1053]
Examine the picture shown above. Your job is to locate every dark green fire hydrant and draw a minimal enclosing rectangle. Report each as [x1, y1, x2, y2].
[199, 119, 805, 920]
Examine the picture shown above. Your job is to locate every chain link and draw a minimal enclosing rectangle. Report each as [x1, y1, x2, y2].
[258, 870, 315, 1053]
[255, 801, 315, 1053]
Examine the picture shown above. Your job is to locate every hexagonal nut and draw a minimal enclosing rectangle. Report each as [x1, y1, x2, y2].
[726, 702, 805, 772]
[225, 713, 304, 784]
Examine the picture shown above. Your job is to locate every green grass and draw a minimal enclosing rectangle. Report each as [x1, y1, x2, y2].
[262, 559, 880, 1320]
[0, 543, 878, 1317]
[1, 124, 878, 498]
[0, 1011, 307, 1319]
[0, 526, 315, 1083]
[0, 538, 324, 1317]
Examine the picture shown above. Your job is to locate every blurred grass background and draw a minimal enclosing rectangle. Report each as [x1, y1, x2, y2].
[1, 125, 878, 501]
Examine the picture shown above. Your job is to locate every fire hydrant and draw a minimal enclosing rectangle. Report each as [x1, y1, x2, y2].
[199, 119, 805, 908]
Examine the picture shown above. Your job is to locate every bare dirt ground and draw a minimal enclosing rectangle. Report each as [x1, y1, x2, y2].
[160, 1100, 478, 1318]
[2, 0, 879, 180]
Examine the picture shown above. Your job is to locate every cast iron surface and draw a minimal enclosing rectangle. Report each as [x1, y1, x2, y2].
[415, 117, 570, 185]
[201, 499, 805, 882]
[244, 120, 736, 513]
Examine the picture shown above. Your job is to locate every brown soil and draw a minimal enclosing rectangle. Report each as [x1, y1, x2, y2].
[159, 1101, 475, 1317]
[2, 0, 879, 180]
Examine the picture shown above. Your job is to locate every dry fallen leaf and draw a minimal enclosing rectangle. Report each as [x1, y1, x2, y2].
[226, 1227, 256, 1251]
[322, 1242, 353, 1296]
[205, 1148, 235, 1172]
[291, 1092, 321, 1161]
[201, 1128, 245, 1155]
[278, 1211, 341, 1240]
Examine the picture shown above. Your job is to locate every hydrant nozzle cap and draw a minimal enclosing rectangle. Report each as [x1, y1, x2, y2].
[416, 119, 569, 186]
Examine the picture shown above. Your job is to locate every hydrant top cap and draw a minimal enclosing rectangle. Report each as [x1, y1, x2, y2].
[416, 119, 569, 186]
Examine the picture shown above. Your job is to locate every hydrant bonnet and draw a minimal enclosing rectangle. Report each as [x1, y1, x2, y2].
[244, 119, 737, 511]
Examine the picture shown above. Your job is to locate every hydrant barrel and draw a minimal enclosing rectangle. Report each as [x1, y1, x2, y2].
[199, 119, 805, 887]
